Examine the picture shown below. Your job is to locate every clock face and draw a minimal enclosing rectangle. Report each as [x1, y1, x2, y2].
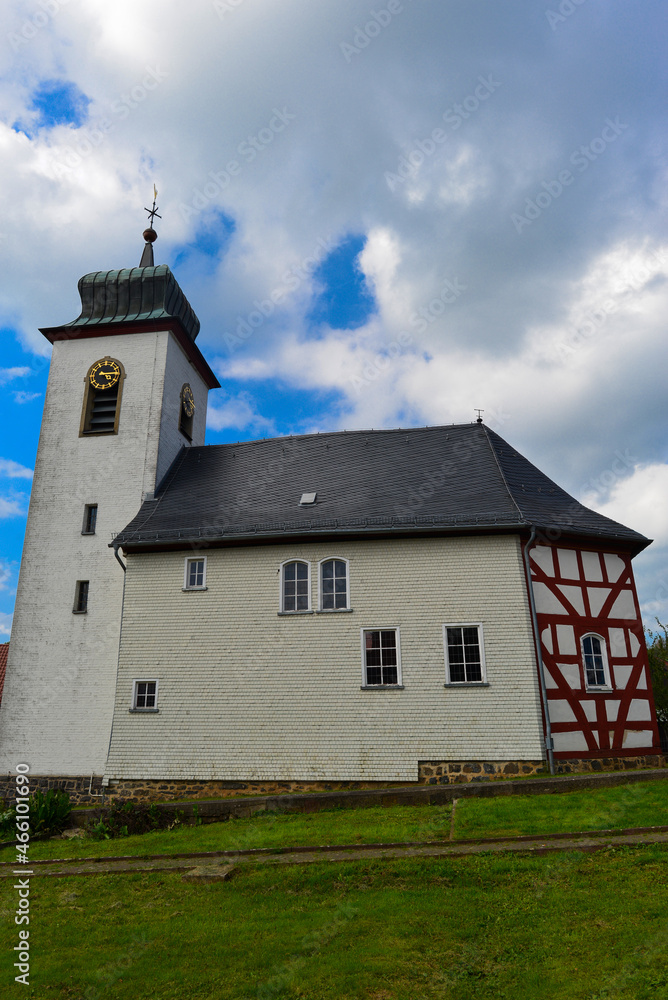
[181, 384, 195, 418]
[89, 359, 121, 391]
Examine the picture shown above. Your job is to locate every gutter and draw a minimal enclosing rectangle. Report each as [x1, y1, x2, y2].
[523, 525, 555, 775]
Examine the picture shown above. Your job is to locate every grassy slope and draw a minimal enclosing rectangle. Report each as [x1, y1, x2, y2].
[1, 782, 668, 997]
[2, 779, 667, 863]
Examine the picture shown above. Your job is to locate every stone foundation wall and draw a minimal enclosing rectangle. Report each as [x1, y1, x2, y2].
[554, 754, 666, 775]
[418, 755, 666, 784]
[1, 754, 664, 805]
[0, 774, 106, 806]
[418, 760, 547, 783]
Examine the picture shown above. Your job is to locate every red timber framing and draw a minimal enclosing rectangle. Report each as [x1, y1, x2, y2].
[526, 542, 660, 759]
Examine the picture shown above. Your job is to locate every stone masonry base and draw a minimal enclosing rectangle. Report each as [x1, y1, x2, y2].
[0, 754, 665, 805]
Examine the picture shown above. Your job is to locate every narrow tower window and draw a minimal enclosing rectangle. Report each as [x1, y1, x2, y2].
[82, 504, 98, 535]
[80, 358, 125, 436]
[73, 581, 89, 614]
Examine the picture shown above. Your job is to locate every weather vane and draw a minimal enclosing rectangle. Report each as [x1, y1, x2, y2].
[140, 185, 161, 266]
[144, 184, 161, 228]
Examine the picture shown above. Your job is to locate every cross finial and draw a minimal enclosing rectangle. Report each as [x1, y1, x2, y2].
[475, 408, 484, 424]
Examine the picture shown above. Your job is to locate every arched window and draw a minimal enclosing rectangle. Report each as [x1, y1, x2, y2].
[581, 633, 611, 689]
[319, 558, 349, 610]
[281, 560, 310, 612]
[80, 357, 125, 436]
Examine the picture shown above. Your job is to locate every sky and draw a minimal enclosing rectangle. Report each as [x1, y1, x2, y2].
[0, 0, 666, 638]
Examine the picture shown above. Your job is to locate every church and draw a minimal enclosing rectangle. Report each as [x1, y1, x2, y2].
[0, 224, 662, 803]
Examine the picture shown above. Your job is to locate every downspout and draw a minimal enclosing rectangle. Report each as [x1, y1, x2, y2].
[523, 526, 555, 776]
[112, 542, 126, 572]
[104, 540, 128, 794]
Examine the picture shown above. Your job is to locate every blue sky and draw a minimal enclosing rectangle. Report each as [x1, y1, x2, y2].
[1, 0, 667, 636]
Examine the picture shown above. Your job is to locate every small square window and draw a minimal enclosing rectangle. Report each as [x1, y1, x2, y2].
[73, 580, 89, 614]
[132, 680, 158, 711]
[444, 624, 486, 684]
[82, 504, 98, 535]
[184, 557, 207, 590]
[361, 628, 402, 686]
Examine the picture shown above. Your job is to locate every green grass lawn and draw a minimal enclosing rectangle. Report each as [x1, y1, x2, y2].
[1, 846, 667, 999]
[2, 779, 667, 865]
[1, 781, 668, 998]
[452, 778, 668, 839]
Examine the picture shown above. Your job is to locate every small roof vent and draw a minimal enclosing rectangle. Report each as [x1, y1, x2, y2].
[299, 492, 317, 506]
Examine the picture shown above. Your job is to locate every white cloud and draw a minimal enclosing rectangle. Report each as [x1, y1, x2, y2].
[583, 463, 668, 545]
[207, 393, 276, 437]
[0, 612, 12, 639]
[13, 391, 40, 404]
[0, 459, 33, 480]
[0, 366, 30, 385]
[0, 496, 28, 518]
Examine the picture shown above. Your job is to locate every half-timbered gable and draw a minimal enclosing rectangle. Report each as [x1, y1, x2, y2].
[530, 544, 658, 758]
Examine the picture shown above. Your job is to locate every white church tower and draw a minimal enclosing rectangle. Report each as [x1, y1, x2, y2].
[0, 213, 219, 789]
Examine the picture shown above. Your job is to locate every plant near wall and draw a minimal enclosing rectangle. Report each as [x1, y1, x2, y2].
[0, 788, 71, 838]
[0, 802, 15, 837]
[30, 789, 72, 835]
[86, 799, 188, 839]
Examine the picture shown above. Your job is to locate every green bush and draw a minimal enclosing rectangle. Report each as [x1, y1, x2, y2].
[646, 620, 668, 724]
[31, 789, 72, 835]
[0, 788, 71, 839]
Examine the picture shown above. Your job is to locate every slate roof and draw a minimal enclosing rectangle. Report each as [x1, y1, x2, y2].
[40, 265, 200, 341]
[114, 423, 650, 554]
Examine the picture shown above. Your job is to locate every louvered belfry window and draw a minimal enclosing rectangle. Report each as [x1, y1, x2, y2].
[80, 358, 125, 436]
[87, 385, 119, 433]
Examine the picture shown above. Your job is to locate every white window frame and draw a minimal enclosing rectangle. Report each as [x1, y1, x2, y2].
[279, 559, 312, 614]
[183, 556, 207, 591]
[581, 632, 612, 691]
[131, 679, 159, 712]
[318, 557, 351, 612]
[443, 623, 488, 686]
[360, 627, 403, 688]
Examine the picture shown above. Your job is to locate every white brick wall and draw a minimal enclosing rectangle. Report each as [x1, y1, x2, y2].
[0, 329, 209, 775]
[105, 534, 545, 782]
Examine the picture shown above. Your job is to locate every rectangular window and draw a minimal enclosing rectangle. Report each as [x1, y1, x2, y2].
[444, 624, 486, 684]
[184, 557, 207, 590]
[82, 504, 98, 535]
[132, 680, 158, 711]
[362, 629, 401, 686]
[73, 580, 89, 613]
